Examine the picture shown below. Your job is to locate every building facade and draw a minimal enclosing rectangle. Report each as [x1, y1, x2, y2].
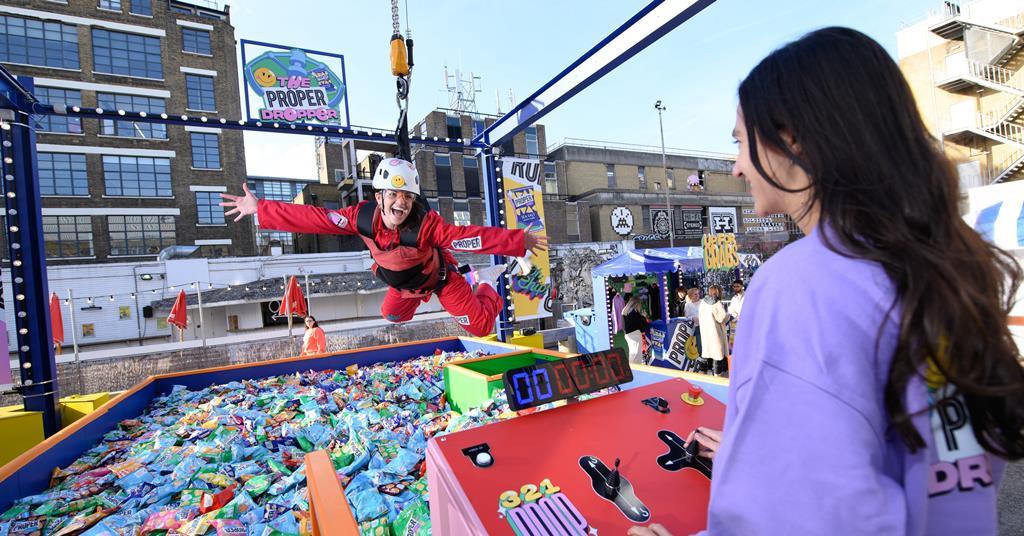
[547, 139, 800, 247]
[897, 0, 1024, 189]
[0, 0, 252, 264]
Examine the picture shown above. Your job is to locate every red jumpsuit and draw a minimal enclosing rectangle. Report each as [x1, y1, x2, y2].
[256, 199, 526, 337]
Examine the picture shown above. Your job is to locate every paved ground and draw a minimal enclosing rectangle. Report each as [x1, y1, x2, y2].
[1000, 461, 1024, 535]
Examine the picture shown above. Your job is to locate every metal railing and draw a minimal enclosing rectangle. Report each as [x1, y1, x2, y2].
[979, 93, 1024, 130]
[951, 59, 1024, 92]
[995, 148, 1024, 182]
[549, 137, 736, 161]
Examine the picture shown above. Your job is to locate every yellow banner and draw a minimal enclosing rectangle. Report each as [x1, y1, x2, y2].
[702, 232, 739, 271]
[500, 157, 552, 320]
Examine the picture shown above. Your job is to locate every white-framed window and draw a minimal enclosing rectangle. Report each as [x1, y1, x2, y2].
[638, 165, 646, 190]
[129, 0, 152, 15]
[606, 164, 616, 188]
[182, 28, 211, 55]
[525, 126, 539, 156]
[98, 93, 167, 138]
[195, 192, 224, 224]
[102, 156, 172, 197]
[0, 16, 80, 69]
[108, 215, 176, 255]
[38, 153, 89, 196]
[454, 200, 470, 226]
[566, 202, 580, 241]
[43, 216, 93, 258]
[92, 28, 162, 79]
[34, 87, 82, 133]
[544, 162, 558, 194]
[185, 74, 216, 111]
[98, 0, 122, 10]
[190, 132, 221, 169]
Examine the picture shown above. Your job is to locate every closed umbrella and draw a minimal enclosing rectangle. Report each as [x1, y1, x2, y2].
[49, 292, 64, 354]
[167, 290, 188, 342]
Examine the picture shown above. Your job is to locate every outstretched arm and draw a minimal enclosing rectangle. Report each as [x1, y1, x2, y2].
[420, 211, 548, 257]
[220, 183, 360, 235]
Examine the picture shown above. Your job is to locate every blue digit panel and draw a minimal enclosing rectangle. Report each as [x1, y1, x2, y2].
[533, 368, 552, 399]
[511, 371, 534, 406]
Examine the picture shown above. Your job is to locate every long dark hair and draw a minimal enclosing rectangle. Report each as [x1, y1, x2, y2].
[739, 27, 1024, 458]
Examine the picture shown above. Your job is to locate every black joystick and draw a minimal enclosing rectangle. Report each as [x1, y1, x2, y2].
[601, 458, 621, 499]
[579, 456, 651, 522]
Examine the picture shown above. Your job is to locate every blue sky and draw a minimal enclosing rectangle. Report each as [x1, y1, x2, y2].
[226, 0, 941, 180]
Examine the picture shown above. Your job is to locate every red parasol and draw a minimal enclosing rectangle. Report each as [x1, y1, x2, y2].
[281, 276, 308, 318]
[49, 292, 64, 351]
[167, 290, 189, 330]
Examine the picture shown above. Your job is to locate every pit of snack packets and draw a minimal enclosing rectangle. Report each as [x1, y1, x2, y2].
[0, 349, 539, 536]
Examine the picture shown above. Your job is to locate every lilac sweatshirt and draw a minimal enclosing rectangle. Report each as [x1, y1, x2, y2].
[703, 227, 1004, 535]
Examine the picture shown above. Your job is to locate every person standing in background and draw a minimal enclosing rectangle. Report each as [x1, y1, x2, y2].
[301, 316, 326, 356]
[621, 295, 650, 364]
[698, 285, 729, 376]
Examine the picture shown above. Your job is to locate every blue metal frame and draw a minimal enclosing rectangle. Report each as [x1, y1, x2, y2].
[0, 77, 60, 436]
[0, 0, 715, 431]
[476, 0, 716, 148]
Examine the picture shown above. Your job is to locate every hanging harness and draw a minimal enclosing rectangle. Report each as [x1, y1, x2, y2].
[356, 200, 447, 293]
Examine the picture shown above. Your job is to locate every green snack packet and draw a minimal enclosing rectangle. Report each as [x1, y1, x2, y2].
[406, 478, 428, 500]
[329, 450, 354, 470]
[358, 517, 390, 536]
[243, 474, 272, 497]
[179, 489, 207, 507]
[392, 499, 430, 536]
[267, 460, 292, 475]
[1, 504, 30, 520]
[295, 436, 314, 453]
[32, 500, 65, 516]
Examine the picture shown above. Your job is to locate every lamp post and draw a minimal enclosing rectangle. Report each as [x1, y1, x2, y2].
[655, 100, 673, 247]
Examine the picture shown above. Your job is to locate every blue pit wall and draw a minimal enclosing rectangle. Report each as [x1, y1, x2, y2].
[0, 335, 728, 518]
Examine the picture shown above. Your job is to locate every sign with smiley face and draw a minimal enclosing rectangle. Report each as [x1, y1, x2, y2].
[240, 40, 349, 127]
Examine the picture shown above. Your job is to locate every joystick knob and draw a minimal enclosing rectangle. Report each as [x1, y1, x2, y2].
[602, 458, 621, 499]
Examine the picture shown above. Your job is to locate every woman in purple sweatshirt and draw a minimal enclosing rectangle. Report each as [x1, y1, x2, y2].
[630, 27, 1024, 535]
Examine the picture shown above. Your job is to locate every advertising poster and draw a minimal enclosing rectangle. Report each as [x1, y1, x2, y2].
[499, 157, 552, 320]
[0, 270, 8, 385]
[650, 208, 672, 238]
[241, 40, 349, 127]
[707, 206, 737, 234]
[677, 206, 704, 240]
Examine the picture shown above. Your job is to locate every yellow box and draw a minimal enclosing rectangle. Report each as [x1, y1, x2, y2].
[478, 332, 544, 349]
[0, 410, 43, 467]
[60, 392, 110, 427]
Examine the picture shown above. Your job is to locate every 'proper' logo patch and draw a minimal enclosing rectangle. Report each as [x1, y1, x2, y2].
[451, 236, 482, 250]
[453, 315, 471, 325]
[328, 212, 349, 230]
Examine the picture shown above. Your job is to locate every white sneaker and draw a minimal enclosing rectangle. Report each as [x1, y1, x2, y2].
[469, 263, 508, 289]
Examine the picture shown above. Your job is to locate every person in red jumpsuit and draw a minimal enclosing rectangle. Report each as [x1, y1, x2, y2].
[220, 157, 547, 337]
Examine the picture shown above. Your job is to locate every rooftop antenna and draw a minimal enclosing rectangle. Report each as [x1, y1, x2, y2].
[495, 88, 502, 115]
[444, 65, 481, 113]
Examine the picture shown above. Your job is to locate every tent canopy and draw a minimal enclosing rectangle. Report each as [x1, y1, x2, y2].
[967, 199, 1024, 252]
[592, 247, 704, 278]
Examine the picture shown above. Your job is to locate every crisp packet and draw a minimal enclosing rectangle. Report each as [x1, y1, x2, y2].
[392, 499, 430, 536]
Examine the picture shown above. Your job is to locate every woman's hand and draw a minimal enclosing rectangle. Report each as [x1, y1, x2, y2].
[220, 183, 260, 222]
[627, 523, 673, 536]
[523, 223, 549, 255]
[687, 427, 723, 459]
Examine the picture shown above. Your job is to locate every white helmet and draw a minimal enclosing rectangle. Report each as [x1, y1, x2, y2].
[372, 158, 420, 196]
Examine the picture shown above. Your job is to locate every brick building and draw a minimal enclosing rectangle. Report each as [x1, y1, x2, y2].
[897, 0, 1024, 188]
[0, 0, 253, 263]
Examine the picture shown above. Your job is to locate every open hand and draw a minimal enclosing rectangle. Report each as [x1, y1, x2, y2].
[523, 223, 549, 255]
[219, 183, 260, 222]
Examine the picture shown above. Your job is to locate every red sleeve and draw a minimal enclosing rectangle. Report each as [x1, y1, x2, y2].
[256, 199, 360, 235]
[419, 210, 525, 257]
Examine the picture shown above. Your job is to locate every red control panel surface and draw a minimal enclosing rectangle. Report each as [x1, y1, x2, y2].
[427, 379, 726, 535]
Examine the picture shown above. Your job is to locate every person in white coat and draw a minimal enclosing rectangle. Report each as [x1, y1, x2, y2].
[621, 295, 650, 364]
[699, 285, 729, 376]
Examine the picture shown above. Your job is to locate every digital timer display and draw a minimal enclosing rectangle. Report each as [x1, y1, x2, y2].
[501, 349, 632, 411]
